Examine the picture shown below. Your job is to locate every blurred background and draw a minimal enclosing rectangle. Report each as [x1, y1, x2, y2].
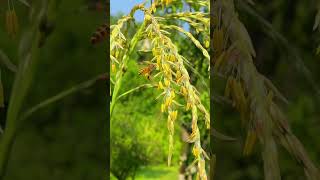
[213, 0, 320, 179]
[0, 0, 107, 179]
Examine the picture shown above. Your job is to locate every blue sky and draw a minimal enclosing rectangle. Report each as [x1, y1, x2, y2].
[111, 0, 145, 21]
[110, 0, 190, 29]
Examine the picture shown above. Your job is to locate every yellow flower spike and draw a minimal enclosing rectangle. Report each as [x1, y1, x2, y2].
[164, 54, 169, 61]
[176, 70, 181, 78]
[192, 146, 200, 157]
[183, 88, 188, 96]
[186, 102, 192, 111]
[165, 71, 172, 80]
[167, 115, 171, 126]
[143, 11, 210, 179]
[199, 159, 207, 180]
[179, 86, 183, 93]
[144, 14, 152, 22]
[152, 48, 157, 56]
[164, 79, 170, 87]
[168, 111, 173, 121]
[115, 50, 120, 58]
[158, 81, 164, 89]
[205, 40, 210, 48]
[169, 110, 178, 121]
[173, 111, 178, 120]
[151, 4, 156, 13]
[164, 98, 169, 107]
[157, 56, 161, 69]
[167, 98, 172, 106]
[166, 54, 170, 61]
[170, 90, 175, 98]
[169, 54, 175, 61]
[180, 86, 188, 97]
[162, 64, 167, 72]
[161, 103, 166, 112]
[111, 64, 116, 73]
[205, 114, 210, 129]
[163, 70, 170, 75]
[187, 130, 197, 143]
[163, 64, 170, 73]
[176, 75, 183, 84]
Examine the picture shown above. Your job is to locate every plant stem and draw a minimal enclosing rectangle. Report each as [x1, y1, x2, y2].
[116, 84, 154, 101]
[110, 21, 146, 117]
[0, 1, 50, 178]
[20, 74, 104, 122]
[0, 30, 40, 180]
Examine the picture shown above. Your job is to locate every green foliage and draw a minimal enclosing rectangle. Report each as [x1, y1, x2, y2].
[111, 59, 182, 180]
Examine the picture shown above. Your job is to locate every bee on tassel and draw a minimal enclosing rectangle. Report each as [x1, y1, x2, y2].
[90, 24, 109, 44]
[139, 64, 155, 80]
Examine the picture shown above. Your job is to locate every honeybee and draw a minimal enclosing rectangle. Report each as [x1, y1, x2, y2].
[139, 64, 155, 80]
[90, 23, 108, 44]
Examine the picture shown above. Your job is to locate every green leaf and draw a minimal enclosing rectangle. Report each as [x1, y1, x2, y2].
[116, 84, 154, 101]
[20, 74, 104, 121]
[0, 49, 17, 73]
[211, 128, 237, 141]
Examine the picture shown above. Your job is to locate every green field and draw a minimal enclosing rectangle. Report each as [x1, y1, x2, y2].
[111, 165, 179, 180]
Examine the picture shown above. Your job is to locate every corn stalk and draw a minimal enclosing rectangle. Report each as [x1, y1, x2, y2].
[0, 1, 54, 178]
[110, 1, 211, 179]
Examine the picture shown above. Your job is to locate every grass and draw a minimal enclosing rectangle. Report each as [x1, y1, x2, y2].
[110, 165, 179, 180]
[135, 165, 179, 180]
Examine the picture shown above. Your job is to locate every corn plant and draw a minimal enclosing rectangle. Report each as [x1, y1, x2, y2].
[212, 0, 320, 180]
[0, 1, 106, 179]
[110, 0, 210, 179]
